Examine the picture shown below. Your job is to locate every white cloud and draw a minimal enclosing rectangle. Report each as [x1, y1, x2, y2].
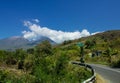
[32, 19, 39, 23]
[22, 20, 95, 43]
[22, 31, 37, 41]
[91, 32, 101, 35]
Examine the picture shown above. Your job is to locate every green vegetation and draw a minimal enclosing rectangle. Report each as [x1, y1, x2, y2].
[65, 30, 120, 67]
[56, 30, 120, 67]
[0, 40, 92, 83]
[83, 31, 120, 67]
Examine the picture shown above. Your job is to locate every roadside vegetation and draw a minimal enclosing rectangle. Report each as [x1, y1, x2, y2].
[0, 40, 92, 83]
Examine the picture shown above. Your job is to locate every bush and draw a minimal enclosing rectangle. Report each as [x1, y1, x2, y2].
[6, 57, 17, 65]
[110, 57, 120, 68]
[24, 54, 34, 72]
[31, 50, 92, 82]
[0, 70, 36, 83]
[18, 60, 24, 69]
[35, 40, 52, 55]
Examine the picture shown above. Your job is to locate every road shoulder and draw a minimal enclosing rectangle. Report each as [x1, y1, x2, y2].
[96, 74, 109, 83]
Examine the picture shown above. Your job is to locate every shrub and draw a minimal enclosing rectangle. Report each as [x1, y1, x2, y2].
[6, 57, 17, 65]
[18, 60, 24, 69]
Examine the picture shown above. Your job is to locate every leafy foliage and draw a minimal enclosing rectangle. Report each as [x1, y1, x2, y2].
[0, 40, 92, 83]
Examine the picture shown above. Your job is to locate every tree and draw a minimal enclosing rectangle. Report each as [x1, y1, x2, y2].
[0, 50, 6, 62]
[35, 40, 52, 57]
[14, 49, 26, 61]
[24, 54, 34, 72]
[63, 40, 72, 45]
[27, 48, 34, 54]
[85, 40, 91, 49]
[85, 39, 96, 49]
[104, 47, 113, 63]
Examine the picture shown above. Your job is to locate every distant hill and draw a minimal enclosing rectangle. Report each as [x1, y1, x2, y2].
[82, 30, 120, 49]
[60, 30, 120, 50]
[0, 36, 56, 50]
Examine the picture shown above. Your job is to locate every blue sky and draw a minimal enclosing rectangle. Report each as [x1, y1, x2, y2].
[0, 0, 120, 40]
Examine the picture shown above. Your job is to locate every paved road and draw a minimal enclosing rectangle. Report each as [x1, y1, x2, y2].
[89, 64, 120, 83]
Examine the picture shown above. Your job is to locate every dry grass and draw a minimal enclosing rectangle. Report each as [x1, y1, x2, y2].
[96, 74, 109, 83]
[0, 64, 25, 77]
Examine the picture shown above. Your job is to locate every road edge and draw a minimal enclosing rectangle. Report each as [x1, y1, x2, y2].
[96, 74, 109, 83]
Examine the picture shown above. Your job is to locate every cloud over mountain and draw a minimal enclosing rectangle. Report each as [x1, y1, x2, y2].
[22, 19, 94, 43]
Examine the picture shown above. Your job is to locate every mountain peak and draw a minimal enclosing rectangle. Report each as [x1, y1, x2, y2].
[0, 36, 56, 50]
[9, 36, 22, 39]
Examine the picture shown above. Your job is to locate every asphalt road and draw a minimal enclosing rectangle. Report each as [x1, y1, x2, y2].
[89, 64, 120, 83]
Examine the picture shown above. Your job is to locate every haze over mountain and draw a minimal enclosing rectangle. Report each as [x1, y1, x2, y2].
[0, 36, 55, 50]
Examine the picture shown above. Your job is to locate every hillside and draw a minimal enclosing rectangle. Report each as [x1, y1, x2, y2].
[82, 30, 120, 50]
[60, 30, 120, 67]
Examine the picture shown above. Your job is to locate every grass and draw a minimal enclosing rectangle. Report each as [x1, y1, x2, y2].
[96, 74, 109, 83]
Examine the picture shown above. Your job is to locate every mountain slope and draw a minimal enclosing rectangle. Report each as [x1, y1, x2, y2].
[67, 30, 120, 50]
[0, 36, 55, 50]
[83, 30, 120, 49]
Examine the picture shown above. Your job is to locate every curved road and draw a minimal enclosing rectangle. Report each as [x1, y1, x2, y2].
[90, 64, 120, 83]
